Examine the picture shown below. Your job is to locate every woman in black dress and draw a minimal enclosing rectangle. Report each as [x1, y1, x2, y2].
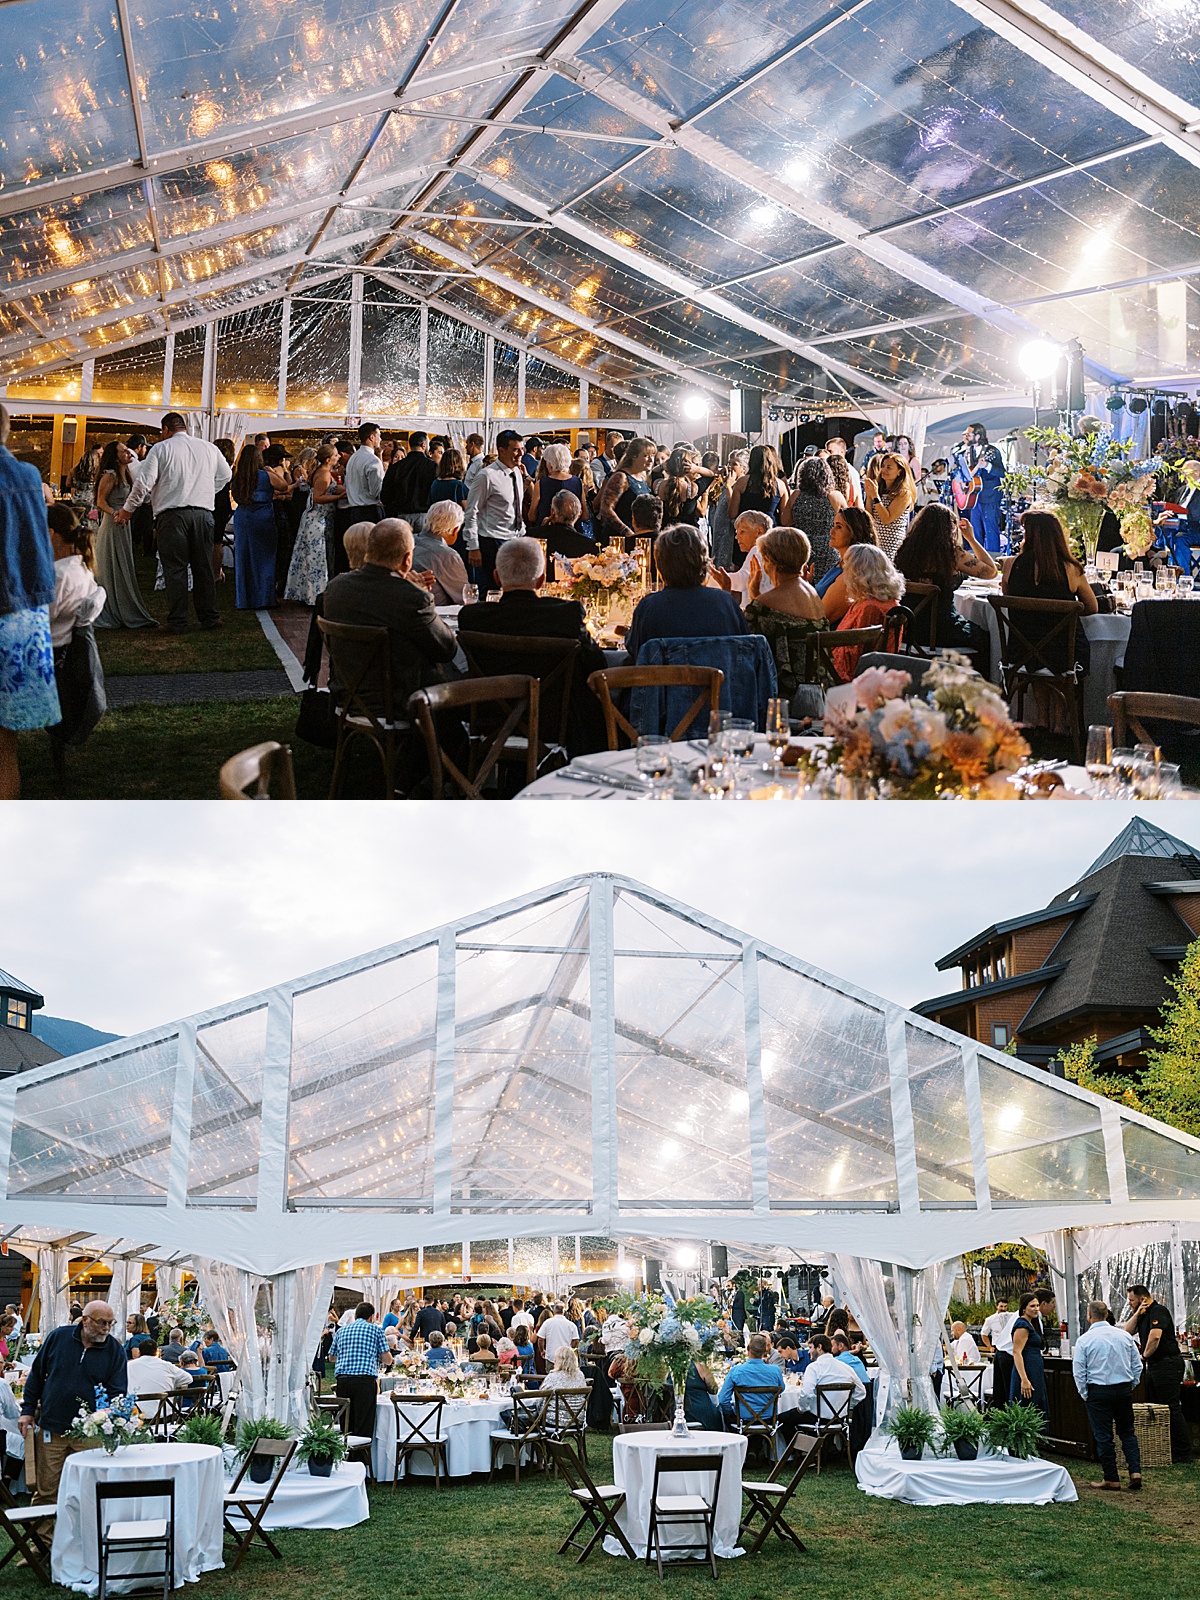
[1002, 508, 1097, 673]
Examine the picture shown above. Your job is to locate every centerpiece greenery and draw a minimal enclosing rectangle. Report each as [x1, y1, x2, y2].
[984, 1401, 1046, 1459]
[296, 1415, 348, 1477]
[157, 1284, 206, 1344]
[804, 655, 1030, 799]
[937, 1403, 989, 1461]
[611, 1291, 719, 1395]
[883, 1405, 940, 1460]
[67, 1387, 152, 1454]
[1001, 425, 1162, 562]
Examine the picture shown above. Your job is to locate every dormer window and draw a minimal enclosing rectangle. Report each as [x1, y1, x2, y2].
[5, 999, 29, 1031]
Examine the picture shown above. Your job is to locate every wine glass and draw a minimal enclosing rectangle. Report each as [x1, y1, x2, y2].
[1084, 725, 1112, 793]
[635, 734, 673, 792]
[461, 583, 478, 607]
[765, 698, 790, 765]
[1110, 747, 1138, 790]
[1179, 574, 1195, 598]
[725, 717, 756, 772]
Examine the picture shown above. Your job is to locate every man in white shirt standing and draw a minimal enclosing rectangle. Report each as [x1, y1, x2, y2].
[1072, 1299, 1143, 1491]
[825, 435, 862, 506]
[462, 428, 527, 593]
[538, 1304, 579, 1364]
[462, 432, 486, 490]
[116, 413, 231, 633]
[332, 421, 386, 575]
[980, 1299, 1016, 1408]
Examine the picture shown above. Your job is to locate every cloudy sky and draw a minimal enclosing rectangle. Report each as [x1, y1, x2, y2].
[5, 802, 1199, 1037]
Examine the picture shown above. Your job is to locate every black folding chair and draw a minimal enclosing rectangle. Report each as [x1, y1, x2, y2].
[489, 1391, 548, 1483]
[738, 1430, 821, 1555]
[730, 1382, 782, 1461]
[96, 1477, 175, 1600]
[646, 1451, 723, 1579]
[223, 1438, 296, 1572]
[544, 1437, 635, 1563]
[389, 1394, 447, 1488]
[0, 1481, 56, 1587]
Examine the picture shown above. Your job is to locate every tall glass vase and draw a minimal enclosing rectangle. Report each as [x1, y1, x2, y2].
[1058, 499, 1105, 564]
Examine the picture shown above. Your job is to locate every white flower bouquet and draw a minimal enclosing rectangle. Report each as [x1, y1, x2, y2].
[67, 1386, 151, 1454]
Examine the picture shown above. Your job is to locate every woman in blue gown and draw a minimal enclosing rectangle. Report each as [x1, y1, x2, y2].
[1009, 1290, 1049, 1420]
[233, 443, 280, 609]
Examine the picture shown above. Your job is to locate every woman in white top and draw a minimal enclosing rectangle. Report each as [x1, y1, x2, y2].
[541, 1345, 583, 1390]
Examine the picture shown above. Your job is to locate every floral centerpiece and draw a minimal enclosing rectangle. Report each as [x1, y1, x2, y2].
[562, 548, 638, 607]
[805, 655, 1030, 799]
[67, 1386, 151, 1454]
[157, 1285, 206, 1344]
[1001, 424, 1162, 561]
[611, 1291, 719, 1433]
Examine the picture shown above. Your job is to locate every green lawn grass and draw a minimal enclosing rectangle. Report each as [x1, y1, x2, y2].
[94, 554, 278, 677]
[5, 1439, 1196, 1600]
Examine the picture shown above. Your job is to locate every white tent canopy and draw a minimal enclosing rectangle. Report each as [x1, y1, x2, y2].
[3, 0, 1199, 429]
[2, 873, 1198, 1278]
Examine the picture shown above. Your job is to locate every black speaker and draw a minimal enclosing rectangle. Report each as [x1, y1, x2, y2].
[741, 387, 763, 434]
[709, 1245, 728, 1278]
[643, 1257, 662, 1291]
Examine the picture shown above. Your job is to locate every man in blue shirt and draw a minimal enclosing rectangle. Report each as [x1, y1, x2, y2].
[831, 1331, 869, 1386]
[1073, 1299, 1144, 1491]
[201, 1330, 235, 1370]
[331, 1302, 393, 1440]
[717, 1333, 785, 1428]
[767, 1333, 808, 1376]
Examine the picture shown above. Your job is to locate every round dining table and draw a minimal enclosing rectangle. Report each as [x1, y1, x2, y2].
[519, 736, 830, 800]
[605, 1429, 747, 1560]
[370, 1392, 510, 1481]
[52, 1442, 224, 1595]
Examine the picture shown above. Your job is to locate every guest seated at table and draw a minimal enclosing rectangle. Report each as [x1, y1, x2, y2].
[1002, 508, 1095, 673]
[791, 1332, 866, 1422]
[472, 1335, 498, 1368]
[821, 507, 880, 623]
[201, 1329, 235, 1371]
[542, 1346, 584, 1390]
[624, 524, 747, 664]
[894, 503, 996, 666]
[159, 1327, 186, 1365]
[496, 1336, 519, 1368]
[710, 510, 773, 608]
[716, 1332, 785, 1429]
[743, 527, 828, 703]
[683, 1356, 722, 1430]
[544, 492, 598, 562]
[342, 521, 373, 571]
[175, 1350, 211, 1412]
[411, 499, 469, 606]
[609, 1342, 652, 1424]
[125, 1314, 155, 1357]
[830, 1331, 869, 1386]
[833, 544, 905, 682]
[125, 1346, 192, 1401]
[426, 1330, 456, 1369]
[950, 1321, 981, 1367]
[768, 1332, 808, 1375]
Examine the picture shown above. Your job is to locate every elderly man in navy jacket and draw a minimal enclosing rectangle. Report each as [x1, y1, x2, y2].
[20, 1301, 127, 1503]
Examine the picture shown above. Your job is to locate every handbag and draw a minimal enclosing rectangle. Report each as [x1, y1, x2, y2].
[294, 686, 338, 749]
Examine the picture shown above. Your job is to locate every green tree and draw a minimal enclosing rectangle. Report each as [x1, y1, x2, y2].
[1057, 1036, 1142, 1110]
[1140, 937, 1200, 1137]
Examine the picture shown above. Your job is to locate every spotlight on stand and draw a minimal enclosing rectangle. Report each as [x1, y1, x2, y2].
[1105, 390, 1125, 411]
[681, 392, 709, 422]
[1018, 339, 1061, 381]
[1127, 393, 1148, 414]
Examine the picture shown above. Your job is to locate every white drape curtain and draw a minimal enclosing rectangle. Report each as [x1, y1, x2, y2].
[827, 1254, 907, 1422]
[265, 1262, 338, 1429]
[886, 405, 930, 465]
[911, 1259, 959, 1413]
[38, 1248, 70, 1332]
[155, 1267, 183, 1309]
[367, 1275, 404, 1324]
[194, 1258, 269, 1420]
[105, 1258, 141, 1332]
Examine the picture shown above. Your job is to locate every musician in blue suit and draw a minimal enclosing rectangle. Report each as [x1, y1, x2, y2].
[952, 422, 1006, 553]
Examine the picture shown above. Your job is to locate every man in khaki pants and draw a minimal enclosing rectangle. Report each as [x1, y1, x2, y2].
[19, 1302, 128, 1503]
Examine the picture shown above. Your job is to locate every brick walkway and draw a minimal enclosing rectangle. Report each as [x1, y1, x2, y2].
[105, 669, 293, 707]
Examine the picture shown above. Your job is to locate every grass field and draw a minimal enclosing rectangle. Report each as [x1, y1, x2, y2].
[93, 555, 279, 677]
[6, 1439, 1196, 1600]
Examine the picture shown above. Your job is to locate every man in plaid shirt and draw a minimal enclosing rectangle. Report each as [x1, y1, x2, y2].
[331, 1303, 393, 1440]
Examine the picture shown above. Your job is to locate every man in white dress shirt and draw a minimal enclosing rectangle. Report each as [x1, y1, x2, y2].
[1072, 1300, 1143, 1490]
[538, 1304, 579, 1364]
[330, 422, 385, 578]
[462, 428, 526, 592]
[115, 413, 231, 633]
[980, 1299, 1016, 1409]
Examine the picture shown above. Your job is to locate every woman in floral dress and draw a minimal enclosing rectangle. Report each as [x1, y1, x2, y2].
[284, 444, 340, 606]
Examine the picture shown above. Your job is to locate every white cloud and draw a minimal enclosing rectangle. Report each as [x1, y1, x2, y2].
[3, 802, 1196, 1037]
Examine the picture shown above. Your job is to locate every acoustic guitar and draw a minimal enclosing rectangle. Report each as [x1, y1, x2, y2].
[951, 457, 983, 512]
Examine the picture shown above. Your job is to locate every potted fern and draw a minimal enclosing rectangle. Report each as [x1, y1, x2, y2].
[883, 1405, 939, 1461]
[296, 1414, 348, 1478]
[983, 1402, 1046, 1460]
[937, 1404, 988, 1461]
[175, 1413, 225, 1448]
[235, 1415, 292, 1482]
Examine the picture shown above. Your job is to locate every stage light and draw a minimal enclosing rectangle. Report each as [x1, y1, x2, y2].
[1128, 394, 1149, 414]
[1105, 390, 1125, 411]
[676, 1248, 698, 1268]
[1018, 339, 1061, 380]
[681, 393, 709, 421]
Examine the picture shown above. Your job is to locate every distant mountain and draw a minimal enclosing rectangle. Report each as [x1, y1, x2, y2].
[32, 1016, 120, 1057]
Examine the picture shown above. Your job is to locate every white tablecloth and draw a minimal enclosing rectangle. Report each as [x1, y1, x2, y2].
[52, 1443, 224, 1595]
[954, 586, 1130, 728]
[371, 1394, 509, 1480]
[855, 1435, 1077, 1506]
[226, 1461, 368, 1530]
[520, 737, 829, 800]
[606, 1430, 747, 1560]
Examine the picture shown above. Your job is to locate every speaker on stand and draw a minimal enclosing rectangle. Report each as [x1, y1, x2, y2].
[643, 1257, 662, 1292]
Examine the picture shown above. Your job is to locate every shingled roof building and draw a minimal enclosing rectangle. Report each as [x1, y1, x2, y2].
[913, 819, 1200, 1073]
[0, 970, 61, 1076]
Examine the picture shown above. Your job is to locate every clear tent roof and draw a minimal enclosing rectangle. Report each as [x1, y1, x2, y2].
[1, 0, 1198, 410]
[1, 874, 1198, 1275]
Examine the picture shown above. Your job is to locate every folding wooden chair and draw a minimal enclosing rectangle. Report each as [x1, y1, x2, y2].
[489, 1391, 548, 1483]
[0, 1482, 56, 1587]
[144, 1389, 189, 1441]
[389, 1394, 447, 1488]
[97, 1477, 174, 1600]
[812, 1381, 857, 1468]
[543, 1387, 592, 1463]
[218, 741, 296, 799]
[738, 1430, 822, 1555]
[586, 665, 724, 748]
[646, 1451, 723, 1579]
[223, 1437, 297, 1572]
[617, 1421, 671, 1433]
[317, 617, 410, 798]
[1108, 689, 1200, 746]
[459, 631, 580, 772]
[988, 594, 1085, 758]
[314, 1393, 373, 1459]
[408, 675, 539, 798]
[544, 1437, 634, 1563]
[730, 1382, 783, 1461]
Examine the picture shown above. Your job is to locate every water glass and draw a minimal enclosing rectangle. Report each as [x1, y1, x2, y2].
[1157, 762, 1182, 795]
[1179, 574, 1195, 597]
[1111, 747, 1138, 790]
[461, 583, 478, 606]
[635, 734, 673, 789]
[726, 717, 756, 766]
[1084, 725, 1113, 792]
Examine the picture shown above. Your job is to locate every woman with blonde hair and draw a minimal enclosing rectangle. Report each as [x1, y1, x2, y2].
[863, 451, 917, 559]
[833, 543, 905, 682]
[543, 1344, 583, 1388]
[744, 526, 828, 703]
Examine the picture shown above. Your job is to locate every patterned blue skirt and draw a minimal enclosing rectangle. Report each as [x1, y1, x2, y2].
[0, 606, 62, 731]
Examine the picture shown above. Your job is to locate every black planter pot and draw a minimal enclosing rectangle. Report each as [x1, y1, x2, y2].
[899, 1445, 924, 1461]
[307, 1457, 335, 1477]
[248, 1455, 274, 1483]
[953, 1440, 979, 1461]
